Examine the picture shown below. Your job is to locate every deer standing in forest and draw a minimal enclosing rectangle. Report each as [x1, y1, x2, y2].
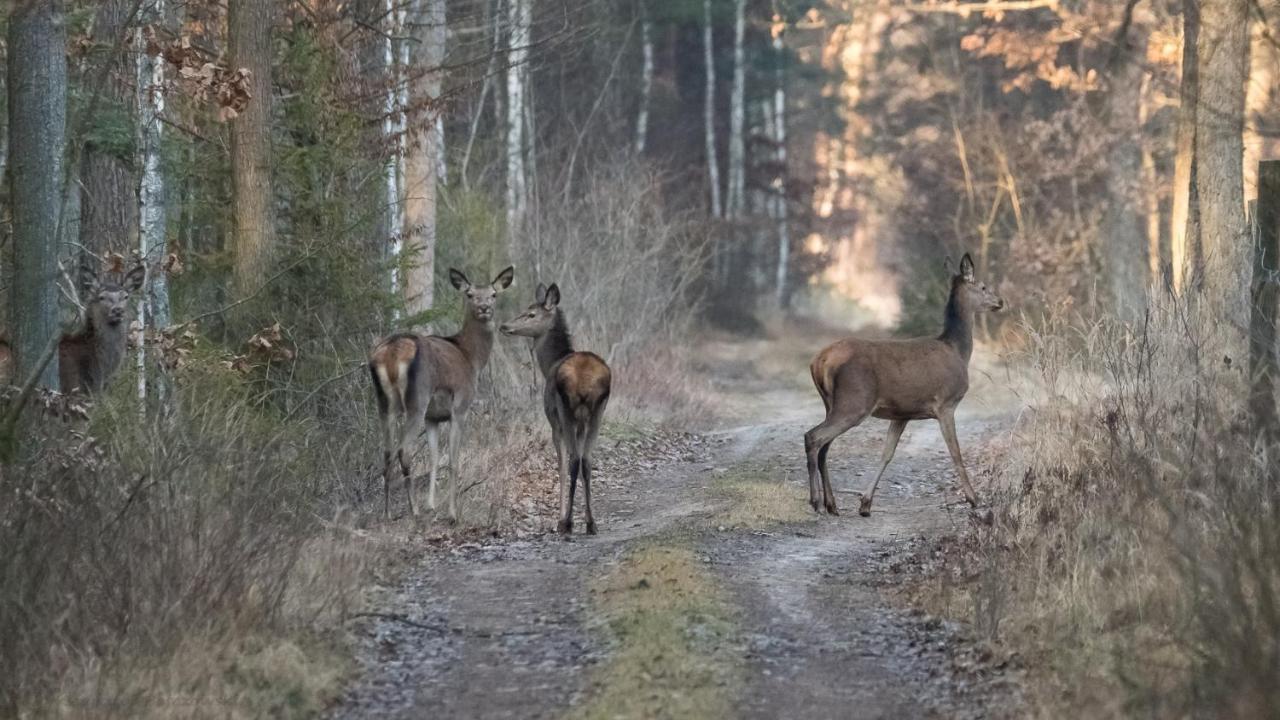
[0, 262, 146, 394]
[500, 283, 611, 536]
[804, 253, 1004, 517]
[369, 266, 514, 521]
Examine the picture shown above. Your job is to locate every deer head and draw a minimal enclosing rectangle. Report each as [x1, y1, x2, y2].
[82, 263, 146, 333]
[449, 265, 515, 324]
[499, 283, 560, 338]
[948, 253, 1005, 313]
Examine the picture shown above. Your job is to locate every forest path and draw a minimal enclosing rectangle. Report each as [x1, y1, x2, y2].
[331, 330, 1023, 719]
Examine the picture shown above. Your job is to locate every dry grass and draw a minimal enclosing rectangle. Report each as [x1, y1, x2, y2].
[921, 290, 1280, 718]
[574, 544, 739, 720]
[712, 466, 812, 530]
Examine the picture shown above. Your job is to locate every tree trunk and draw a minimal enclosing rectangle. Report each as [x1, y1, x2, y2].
[402, 0, 445, 321]
[636, 1, 653, 154]
[1171, 0, 1200, 293]
[772, 10, 790, 308]
[228, 0, 276, 298]
[506, 0, 530, 235]
[703, 0, 722, 219]
[725, 0, 746, 218]
[1196, 0, 1250, 325]
[136, 0, 169, 404]
[8, 0, 67, 389]
[79, 0, 138, 288]
[1251, 161, 1280, 444]
[1101, 27, 1150, 323]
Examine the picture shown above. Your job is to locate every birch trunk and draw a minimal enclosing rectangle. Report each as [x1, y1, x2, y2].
[725, 0, 746, 218]
[772, 12, 790, 308]
[1195, 0, 1250, 325]
[1101, 27, 1150, 323]
[402, 0, 445, 321]
[382, 0, 405, 302]
[228, 0, 276, 298]
[8, 0, 66, 389]
[136, 0, 169, 403]
[506, 0, 531, 235]
[703, 0, 722, 219]
[636, 2, 653, 154]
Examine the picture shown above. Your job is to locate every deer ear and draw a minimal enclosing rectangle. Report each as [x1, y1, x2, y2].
[535, 283, 548, 305]
[544, 283, 561, 309]
[959, 253, 976, 283]
[449, 268, 470, 291]
[124, 264, 146, 293]
[492, 265, 515, 291]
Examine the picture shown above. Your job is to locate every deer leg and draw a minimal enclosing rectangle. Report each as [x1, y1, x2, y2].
[859, 419, 907, 517]
[425, 423, 441, 511]
[397, 411, 426, 517]
[446, 416, 463, 523]
[582, 407, 605, 535]
[938, 409, 979, 508]
[551, 422, 571, 535]
[805, 407, 870, 515]
[381, 413, 397, 520]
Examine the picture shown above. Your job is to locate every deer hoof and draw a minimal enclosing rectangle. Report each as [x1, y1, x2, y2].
[858, 497, 873, 517]
[966, 494, 980, 509]
[825, 502, 840, 516]
[585, 521, 597, 535]
[557, 519, 573, 535]
[809, 498, 821, 513]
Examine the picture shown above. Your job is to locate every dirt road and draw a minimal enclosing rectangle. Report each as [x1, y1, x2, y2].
[332, 335, 1023, 719]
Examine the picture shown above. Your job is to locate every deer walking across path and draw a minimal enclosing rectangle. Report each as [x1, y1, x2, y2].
[369, 266, 514, 521]
[805, 253, 1004, 516]
[500, 283, 611, 536]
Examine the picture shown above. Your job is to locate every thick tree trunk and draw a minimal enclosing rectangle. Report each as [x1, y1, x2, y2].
[8, 0, 67, 389]
[703, 0, 722, 219]
[506, 0, 530, 235]
[1196, 0, 1250, 324]
[1101, 27, 1150, 322]
[228, 0, 276, 298]
[725, 0, 746, 218]
[636, 2, 653, 154]
[1171, 0, 1200, 293]
[402, 0, 445, 320]
[79, 0, 138, 287]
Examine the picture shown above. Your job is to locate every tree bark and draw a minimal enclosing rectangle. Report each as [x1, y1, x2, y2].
[725, 0, 746, 218]
[136, 0, 168, 404]
[8, 0, 67, 389]
[79, 0, 138, 288]
[228, 0, 276, 298]
[1171, 0, 1200, 293]
[1251, 161, 1280, 444]
[506, 0, 531, 235]
[402, 0, 445, 321]
[703, 0, 722, 219]
[772, 9, 790, 308]
[1101, 26, 1150, 322]
[1196, 0, 1249, 324]
[636, 1, 653, 154]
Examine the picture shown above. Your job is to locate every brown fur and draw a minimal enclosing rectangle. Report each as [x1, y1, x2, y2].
[804, 253, 1004, 516]
[500, 283, 612, 535]
[370, 266, 514, 521]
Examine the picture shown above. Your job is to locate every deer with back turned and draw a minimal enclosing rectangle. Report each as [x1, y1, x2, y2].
[369, 266, 514, 521]
[500, 283, 611, 536]
[804, 253, 1004, 516]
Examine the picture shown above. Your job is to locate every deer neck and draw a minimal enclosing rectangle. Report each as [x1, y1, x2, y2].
[454, 313, 496, 374]
[939, 286, 975, 363]
[533, 311, 574, 379]
[80, 318, 129, 383]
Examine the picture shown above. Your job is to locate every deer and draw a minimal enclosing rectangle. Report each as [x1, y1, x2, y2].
[500, 283, 611, 536]
[804, 253, 1004, 517]
[369, 266, 514, 522]
[0, 261, 146, 394]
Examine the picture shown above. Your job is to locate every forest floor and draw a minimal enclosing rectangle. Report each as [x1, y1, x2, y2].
[329, 327, 1026, 719]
